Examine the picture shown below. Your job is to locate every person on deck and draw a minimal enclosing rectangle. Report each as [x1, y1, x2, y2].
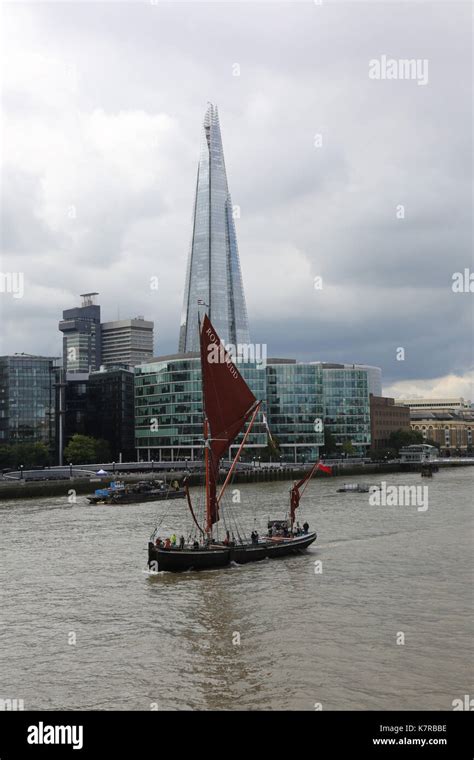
[192, 539, 199, 550]
[223, 530, 231, 546]
[164, 538, 171, 549]
[179, 535, 185, 549]
[303, 521, 309, 534]
[170, 534, 177, 547]
[155, 537, 162, 547]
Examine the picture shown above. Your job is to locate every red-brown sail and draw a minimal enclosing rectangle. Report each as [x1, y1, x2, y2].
[200, 314, 258, 530]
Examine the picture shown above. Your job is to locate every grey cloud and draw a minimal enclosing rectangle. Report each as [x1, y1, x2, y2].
[0, 0, 471, 391]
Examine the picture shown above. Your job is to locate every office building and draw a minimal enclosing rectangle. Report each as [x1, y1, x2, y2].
[369, 394, 411, 450]
[86, 367, 135, 461]
[135, 354, 266, 462]
[0, 354, 57, 448]
[320, 363, 371, 455]
[397, 397, 471, 413]
[59, 293, 101, 373]
[101, 317, 154, 367]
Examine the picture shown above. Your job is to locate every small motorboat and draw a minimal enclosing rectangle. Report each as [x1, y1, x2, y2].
[337, 483, 379, 493]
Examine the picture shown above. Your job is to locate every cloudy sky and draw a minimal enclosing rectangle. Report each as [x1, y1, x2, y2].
[1, 0, 472, 398]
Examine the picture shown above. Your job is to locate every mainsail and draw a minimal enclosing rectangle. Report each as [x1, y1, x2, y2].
[200, 314, 258, 531]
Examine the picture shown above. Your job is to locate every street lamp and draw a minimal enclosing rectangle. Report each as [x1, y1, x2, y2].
[112, 461, 116, 474]
[19, 464, 24, 480]
[69, 462, 73, 478]
[151, 459, 154, 473]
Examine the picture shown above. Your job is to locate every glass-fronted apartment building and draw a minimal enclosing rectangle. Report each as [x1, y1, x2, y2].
[136, 356, 372, 462]
[320, 364, 371, 454]
[266, 359, 324, 462]
[135, 354, 266, 462]
[0, 355, 57, 447]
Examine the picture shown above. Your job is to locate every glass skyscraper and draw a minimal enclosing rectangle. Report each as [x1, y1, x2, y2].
[178, 104, 250, 353]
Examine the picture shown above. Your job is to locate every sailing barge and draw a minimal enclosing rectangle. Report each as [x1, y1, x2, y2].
[148, 315, 328, 573]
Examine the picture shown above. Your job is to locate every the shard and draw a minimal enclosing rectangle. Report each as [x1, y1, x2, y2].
[178, 104, 250, 353]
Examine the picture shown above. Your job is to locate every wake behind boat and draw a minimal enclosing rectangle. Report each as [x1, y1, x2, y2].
[147, 314, 331, 573]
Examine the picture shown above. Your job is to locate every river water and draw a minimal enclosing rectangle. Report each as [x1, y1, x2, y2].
[0, 468, 472, 711]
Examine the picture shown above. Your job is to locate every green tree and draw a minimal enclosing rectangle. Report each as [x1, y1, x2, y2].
[342, 440, 356, 457]
[64, 435, 113, 464]
[10, 442, 50, 469]
[64, 435, 98, 464]
[388, 429, 423, 453]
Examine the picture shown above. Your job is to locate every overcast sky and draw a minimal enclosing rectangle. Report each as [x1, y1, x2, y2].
[1, 0, 472, 398]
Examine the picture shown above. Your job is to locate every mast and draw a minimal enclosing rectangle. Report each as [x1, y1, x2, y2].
[204, 416, 212, 539]
[290, 460, 332, 529]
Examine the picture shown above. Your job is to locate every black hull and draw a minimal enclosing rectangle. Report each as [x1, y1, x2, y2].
[88, 489, 185, 505]
[148, 532, 317, 572]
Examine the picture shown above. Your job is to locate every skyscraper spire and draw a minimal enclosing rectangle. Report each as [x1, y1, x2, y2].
[178, 104, 250, 353]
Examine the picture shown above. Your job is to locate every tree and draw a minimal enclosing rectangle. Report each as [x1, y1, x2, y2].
[342, 440, 356, 457]
[0, 442, 51, 469]
[388, 429, 423, 453]
[64, 435, 98, 464]
[64, 435, 113, 464]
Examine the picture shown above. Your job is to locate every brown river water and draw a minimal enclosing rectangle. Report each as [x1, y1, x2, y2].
[0, 468, 472, 710]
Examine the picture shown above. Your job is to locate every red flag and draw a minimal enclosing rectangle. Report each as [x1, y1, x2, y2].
[317, 462, 333, 475]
